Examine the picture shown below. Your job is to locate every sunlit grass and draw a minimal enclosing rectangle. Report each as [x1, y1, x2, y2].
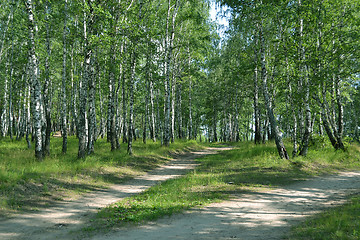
[287, 194, 360, 240]
[92, 140, 360, 231]
[0, 136, 203, 216]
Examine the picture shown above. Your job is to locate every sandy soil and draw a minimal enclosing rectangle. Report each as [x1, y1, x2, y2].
[90, 171, 360, 240]
[1, 148, 359, 240]
[0, 147, 229, 240]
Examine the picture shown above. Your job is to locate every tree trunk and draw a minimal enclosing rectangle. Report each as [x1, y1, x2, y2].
[87, 54, 96, 154]
[70, 45, 77, 136]
[188, 53, 193, 140]
[0, 3, 12, 138]
[149, 77, 156, 142]
[26, 83, 32, 149]
[61, 0, 68, 154]
[25, 0, 44, 159]
[213, 105, 217, 142]
[127, 50, 136, 155]
[171, 71, 176, 143]
[1, 61, 8, 137]
[78, 0, 95, 159]
[176, 81, 183, 139]
[258, 21, 289, 159]
[299, 0, 312, 157]
[334, 76, 345, 150]
[108, 45, 117, 151]
[253, 39, 261, 144]
[122, 65, 128, 143]
[164, 0, 179, 146]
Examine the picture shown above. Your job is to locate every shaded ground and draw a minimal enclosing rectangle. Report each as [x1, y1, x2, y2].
[0, 147, 228, 240]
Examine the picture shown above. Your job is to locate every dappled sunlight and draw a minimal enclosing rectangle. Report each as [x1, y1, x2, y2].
[89, 172, 360, 240]
[0, 148, 221, 240]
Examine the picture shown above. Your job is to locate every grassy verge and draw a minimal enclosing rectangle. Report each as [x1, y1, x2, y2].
[91, 140, 360, 231]
[287, 194, 360, 240]
[0, 136, 203, 216]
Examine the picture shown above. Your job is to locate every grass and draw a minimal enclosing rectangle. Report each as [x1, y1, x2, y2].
[90, 140, 360, 232]
[2, 136, 360, 238]
[287, 194, 360, 240]
[0, 136, 203, 216]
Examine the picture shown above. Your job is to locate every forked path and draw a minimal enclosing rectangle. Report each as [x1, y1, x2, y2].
[1, 148, 360, 240]
[90, 172, 360, 240]
[0, 147, 230, 240]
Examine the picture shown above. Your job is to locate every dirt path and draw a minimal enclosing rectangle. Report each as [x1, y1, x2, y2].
[0, 147, 229, 240]
[89, 172, 360, 240]
[1, 148, 359, 240]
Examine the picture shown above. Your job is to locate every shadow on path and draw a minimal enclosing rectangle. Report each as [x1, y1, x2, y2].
[89, 172, 360, 240]
[0, 147, 229, 240]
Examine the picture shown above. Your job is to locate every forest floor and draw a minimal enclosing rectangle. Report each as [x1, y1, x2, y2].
[0, 147, 231, 240]
[1, 146, 360, 240]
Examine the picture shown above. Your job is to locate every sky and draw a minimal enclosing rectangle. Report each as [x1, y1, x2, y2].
[209, 0, 230, 39]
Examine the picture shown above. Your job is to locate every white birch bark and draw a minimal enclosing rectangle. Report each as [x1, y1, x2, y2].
[61, 0, 68, 153]
[258, 20, 289, 159]
[127, 50, 136, 155]
[25, 0, 44, 159]
[299, 0, 312, 156]
[43, 1, 52, 156]
[78, 0, 94, 158]
[149, 77, 156, 142]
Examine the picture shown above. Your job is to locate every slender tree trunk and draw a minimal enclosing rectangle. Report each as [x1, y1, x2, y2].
[213, 105, 217, 142]
[122, 65, 128, 143]
[253, 39, 261, 144]
[188, 52, 193, 140]
[258, 21, 289, 159]
[98, 69, 105, 138]
[115, 42, 125, 149]
[108, 45, 117, 151]
[78, 0, 95, 158]
[1, 69, 8, 137]
[176, 81, 183, 139]
[26, 83, 31, 149]
[335, 76, 345, 150]
[8, 25, 14, 141]
[143, 52, 150, 144]
[299, 0, 312, 156]
[164, 0, 179, 146]
[143, 79, 148, 144]
[0, 5, 13, 137]
[25, 0, 44, 160]
[321, 109, 338, 147]
[127, 50, 136, 155]
[61, 0, 68, 153]
[70, 45, 77, 136]
[87, 54, 96, 154]
[171, 71, 176, 143]
[149, 77, 156, 142]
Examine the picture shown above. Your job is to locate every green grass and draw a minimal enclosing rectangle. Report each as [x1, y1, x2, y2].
[91, 141, 360, 231]
[2, 136, 360, 238]
[0, 136, 203, 216]
[287, 194, 360, 240]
